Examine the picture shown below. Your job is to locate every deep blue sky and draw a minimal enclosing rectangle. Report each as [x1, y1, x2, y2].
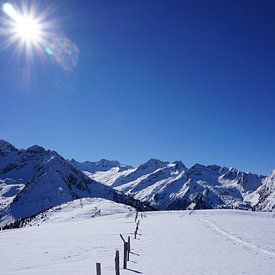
[0, 0, 274, 175]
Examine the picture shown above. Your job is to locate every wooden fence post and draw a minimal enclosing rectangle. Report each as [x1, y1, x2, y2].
[96, 263, 101, 275]
[135, 211, 138, 223]
[120, 234, 128, 269]
[123, 242, 128, 269]
[120, 234, 126, 243]
[115, 250, 120, 275]
[127, 236, 130, 261]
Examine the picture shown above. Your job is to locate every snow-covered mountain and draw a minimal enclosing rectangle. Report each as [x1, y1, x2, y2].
[255, 170, 275, 211]
[69, 158, 132, 173]
[1, 138, 274, 222]
[88, 158, 266, 210]
[0, 140, 110, 224]
[0, 140, 152, 226]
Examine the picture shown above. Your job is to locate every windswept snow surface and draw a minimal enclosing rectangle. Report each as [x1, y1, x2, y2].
[1, 207, 275, 274]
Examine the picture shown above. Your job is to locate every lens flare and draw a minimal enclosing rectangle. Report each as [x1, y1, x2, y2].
[45, 38, 79, 71]
[3, 3, 17, 19]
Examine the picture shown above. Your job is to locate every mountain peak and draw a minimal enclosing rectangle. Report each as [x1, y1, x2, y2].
[189, 163, 230, 176]
[189, 163, 207, 174]
[26, 145, 46, 154]
[0, 139, 17, 152]
[139, 158, 168, 168]
[98, 159, 120, 166]
[70, 159, 132, 173]
[172, 160, 188, 171]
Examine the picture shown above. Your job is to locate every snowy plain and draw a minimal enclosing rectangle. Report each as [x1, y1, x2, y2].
[0, 199, 275, 275]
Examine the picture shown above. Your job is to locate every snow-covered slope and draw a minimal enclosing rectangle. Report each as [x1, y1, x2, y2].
[86, 167, 136, 186]
[0, 178, 25, 212]
[1, 208, 275, 274]
[69, 158, 132, 173]
[88, 159, 265, 210]
[255, 170, 275, 211]
[24, 198, 135, 225]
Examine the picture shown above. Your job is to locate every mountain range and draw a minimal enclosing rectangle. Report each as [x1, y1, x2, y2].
[82, 158, 270, 211]
[0, 139, 274, 226]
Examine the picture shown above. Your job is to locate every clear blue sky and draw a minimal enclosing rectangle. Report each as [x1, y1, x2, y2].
[0, 0, 274, 175]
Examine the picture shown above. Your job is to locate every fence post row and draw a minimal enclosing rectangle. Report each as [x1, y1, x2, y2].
[96, 210, 142, 274]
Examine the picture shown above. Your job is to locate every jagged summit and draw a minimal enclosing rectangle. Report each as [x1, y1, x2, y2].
[26, 145, 46, 154]
[188, 163, 228, 175]
[70, 158, 132, 173]
[172, 160, 188, 172]
[136, 158, 168, 172]
[141, 158, 168, 166]
[0, 139, 18, 152]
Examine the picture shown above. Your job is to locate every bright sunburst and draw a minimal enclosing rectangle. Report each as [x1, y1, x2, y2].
[2, 2, 48, 54]
[1, 2, 80, 71]
[14, 15, 42, 43]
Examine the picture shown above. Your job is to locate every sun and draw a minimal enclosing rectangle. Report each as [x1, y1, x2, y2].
[2, 2, 47, 50]
[1, 2, 80, 71]
[14, 15, 42, 43]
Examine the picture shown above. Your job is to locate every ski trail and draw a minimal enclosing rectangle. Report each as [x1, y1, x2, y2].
[197, 217, 275, 257]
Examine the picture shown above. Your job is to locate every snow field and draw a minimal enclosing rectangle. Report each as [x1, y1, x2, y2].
[134, 210, 275, 274]
[1, 204, 275, 275]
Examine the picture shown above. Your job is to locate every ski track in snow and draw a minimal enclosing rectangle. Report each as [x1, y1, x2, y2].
[197, 216, 275, 258]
